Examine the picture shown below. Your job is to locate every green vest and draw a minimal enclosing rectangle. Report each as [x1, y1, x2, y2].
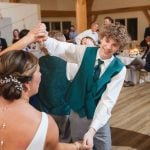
[65, 47, 124, 119]
[37, 55, 70, 115]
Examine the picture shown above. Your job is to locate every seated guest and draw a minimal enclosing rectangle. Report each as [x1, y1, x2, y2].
[140, 35, 150, 58]
[0, 50, 90, 150]
[80, 36, 97, 47]
[126, 35, 150, 71]
[126, 49, 150, 72]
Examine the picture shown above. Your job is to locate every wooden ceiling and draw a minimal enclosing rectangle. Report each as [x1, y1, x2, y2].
[8, 0, 150, 25]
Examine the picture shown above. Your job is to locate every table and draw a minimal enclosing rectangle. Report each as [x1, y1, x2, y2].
[117, 55, 140, 84]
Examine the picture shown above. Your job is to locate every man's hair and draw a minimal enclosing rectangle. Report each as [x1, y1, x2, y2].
[104, 16, 113, 23]
[19, 29, 29, 39]
[100, 24, 131, 49]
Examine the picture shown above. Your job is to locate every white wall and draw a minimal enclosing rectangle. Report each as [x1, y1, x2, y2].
[0, 2, 40, 45]
[20, 0, 75, 10]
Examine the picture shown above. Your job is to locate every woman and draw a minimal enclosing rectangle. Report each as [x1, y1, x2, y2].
[12, 29, 20, 43]
[0, 50, 90, 150]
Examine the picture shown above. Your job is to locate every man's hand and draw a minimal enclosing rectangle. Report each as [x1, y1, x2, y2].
[83, 128, 96, 149]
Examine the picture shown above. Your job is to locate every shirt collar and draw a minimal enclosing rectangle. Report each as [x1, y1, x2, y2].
[96, 49, 114, 66]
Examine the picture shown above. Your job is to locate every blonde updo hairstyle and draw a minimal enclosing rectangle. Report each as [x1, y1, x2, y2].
[0, 50, 38, 101]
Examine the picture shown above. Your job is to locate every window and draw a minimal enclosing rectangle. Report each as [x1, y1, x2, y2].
[42, 21, 71, 32]
[127, 18, 137, 40]
[42, 22, 50, 31]
[51, 22, 61, 31]
[115, 19, 125, 25]
[114, 17, 138, 40]
[62, 21, 71, 30]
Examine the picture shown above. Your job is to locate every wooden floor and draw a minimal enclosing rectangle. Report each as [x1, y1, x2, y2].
[110, 83, 150, 150]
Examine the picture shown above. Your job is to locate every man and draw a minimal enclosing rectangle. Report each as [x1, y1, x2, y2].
[40, 24, 130, 150]
[0, 31, 7, 51]
[2, 23, 130, 150]
[144, 24, 150, 38]
[36, 32, 73, 143]
[68, 25, 77, 43]
[75, 22, 99, 45]
[103, 16, 113, 26]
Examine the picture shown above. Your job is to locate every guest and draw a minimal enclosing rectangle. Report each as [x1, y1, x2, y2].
[144, 24, 150, 38]
[140, 35, 150, 58]
[126, 35, 150, 71]
[12, 29, 20, 43]
[36, 32, 72, 142]
[80, 36, 97, 47]
[103, 16, 113, 26]
[63, 29, 70, 41]
[1, 23, 130, 150]
[19, 29, 42, 58]
[0, 31, 7, 51]
[68, 25, 77, 43]
[0, 50, 90, 150]
[75, 22, 99, 45]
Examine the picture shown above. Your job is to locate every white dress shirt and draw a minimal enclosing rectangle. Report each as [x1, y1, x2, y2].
[75, 29, 99, 45]
[44, 37, 126, 131]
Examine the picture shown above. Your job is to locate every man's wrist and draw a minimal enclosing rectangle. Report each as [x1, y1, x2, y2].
[88, 127, 96, 136]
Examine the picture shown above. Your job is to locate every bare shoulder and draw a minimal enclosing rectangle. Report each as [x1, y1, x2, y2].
[44, 114, 59, 150]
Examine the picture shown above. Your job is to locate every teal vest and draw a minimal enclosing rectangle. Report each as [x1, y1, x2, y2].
[65, 47, 124, 119]
[37, 55, 70, 115]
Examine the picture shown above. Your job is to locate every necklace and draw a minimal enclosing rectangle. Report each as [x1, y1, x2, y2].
[0, 98, 29, 150]
[0, 106, 8, 150]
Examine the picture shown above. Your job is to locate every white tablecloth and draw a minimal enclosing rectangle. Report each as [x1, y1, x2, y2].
[117, 55, 139, 84]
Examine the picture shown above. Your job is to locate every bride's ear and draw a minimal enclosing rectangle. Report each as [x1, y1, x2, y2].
[23, 82, 31, 92]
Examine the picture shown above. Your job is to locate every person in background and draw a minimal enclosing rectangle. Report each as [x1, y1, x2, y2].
[68, 25, 77, 43]
[80, 36, 97, 47]
[75, 22, 99, 45]
[19, 29, 30, 52]
[0, 31, 7, 51]
[126, 35, 150, 72]
[0, 50, 90, 150]
[140, 35, 150, 56]
[63, 29, 70, 41]
[103, 16, 113, 26]
[12, 29, 20, 43]
[144, 24, 150, 38]
[36, 32, 72, 143]
[19, 29, 43, 58]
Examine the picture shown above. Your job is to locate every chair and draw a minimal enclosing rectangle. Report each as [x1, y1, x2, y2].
[138, 69, 149, 84]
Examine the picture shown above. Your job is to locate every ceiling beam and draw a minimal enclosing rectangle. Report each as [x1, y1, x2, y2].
[142, 9, 150, 24]
[41, 10, 75, 17]
[86, 0, 95, 27]
[9, 0, 20, 2]
[41, 5, 150, 18]
[92, 5, 150, 15]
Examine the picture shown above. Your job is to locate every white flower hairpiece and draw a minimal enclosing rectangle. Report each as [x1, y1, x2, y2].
[0, 75, 23, 91]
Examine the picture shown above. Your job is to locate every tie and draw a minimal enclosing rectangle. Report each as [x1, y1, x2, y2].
[93, 59, 104, 81]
